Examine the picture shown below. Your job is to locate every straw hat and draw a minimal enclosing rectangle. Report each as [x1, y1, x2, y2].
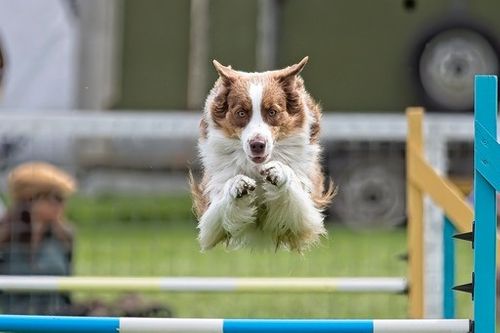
[7, 162, 77, 201]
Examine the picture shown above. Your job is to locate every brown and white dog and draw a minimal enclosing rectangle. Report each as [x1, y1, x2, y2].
[190, 57, 335, 252]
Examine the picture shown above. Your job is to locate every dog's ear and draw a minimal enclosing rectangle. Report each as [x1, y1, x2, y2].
[211, 60, 235, 120]
[274, 57, 308, 114]
[275, 56, 308, 82]
[213, 60, 237, 86]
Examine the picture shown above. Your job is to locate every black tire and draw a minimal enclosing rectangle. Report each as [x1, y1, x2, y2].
[411, 22, 500, 112]
[331, 159, 406, 230]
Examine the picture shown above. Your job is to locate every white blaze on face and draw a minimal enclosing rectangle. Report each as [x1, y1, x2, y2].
[241, 83, 274, 163]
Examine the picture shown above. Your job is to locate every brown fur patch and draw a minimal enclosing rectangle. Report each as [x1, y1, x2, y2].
[280, 76, 304, 115]
[260, 77, 306, 140]
[210, 79, 230, 125]
[209, 78, 254, 138]
[306, 93, 322, 144]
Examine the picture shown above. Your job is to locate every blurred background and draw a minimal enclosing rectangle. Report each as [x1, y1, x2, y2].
[0, 0, 496, 320]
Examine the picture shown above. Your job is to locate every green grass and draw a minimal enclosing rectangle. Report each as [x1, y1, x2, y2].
[66, 195, 474, 319]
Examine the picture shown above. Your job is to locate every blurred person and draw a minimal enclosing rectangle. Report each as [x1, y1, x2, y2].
[0, 162, 174, 317]
[0, 162, 76, 314]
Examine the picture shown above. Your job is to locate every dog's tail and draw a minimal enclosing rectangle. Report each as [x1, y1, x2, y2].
[188, 170, 208, 219]
[314, 177, 337, 211]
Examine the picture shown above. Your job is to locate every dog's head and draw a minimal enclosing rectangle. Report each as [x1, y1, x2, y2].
[207, 57, 310, 165]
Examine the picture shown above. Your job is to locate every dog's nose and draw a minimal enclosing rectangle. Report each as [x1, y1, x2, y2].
[249, 139, 266, 155]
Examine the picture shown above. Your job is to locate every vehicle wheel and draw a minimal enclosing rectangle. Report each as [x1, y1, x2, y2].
[332, 161, 406, 230]
[418, 28, 498, 111]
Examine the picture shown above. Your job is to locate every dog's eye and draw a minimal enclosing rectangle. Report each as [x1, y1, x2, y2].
[237, 110, 246, 118]
[268, 109, 277, 117]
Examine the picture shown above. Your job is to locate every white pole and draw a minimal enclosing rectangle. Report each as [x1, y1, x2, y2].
[256, 0, 279, 71]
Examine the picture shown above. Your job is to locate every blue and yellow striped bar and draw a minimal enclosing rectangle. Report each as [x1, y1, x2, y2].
[0, 276, 407, 293]
[0, 316, 471, 333]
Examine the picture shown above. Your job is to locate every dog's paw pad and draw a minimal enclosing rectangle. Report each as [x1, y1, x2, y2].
[261, 162, 286, 187]
[230, 175, 256, 199]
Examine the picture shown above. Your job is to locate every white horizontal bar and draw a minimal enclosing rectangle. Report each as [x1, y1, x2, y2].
[159, 277, 237, 291]
[319, 277, 407, 292]
[0, 276, 407, 293]
[160, 277, 407, 293]
[0, 276, 59, 291]
[0, 111, 480, 141]
[373, 319, 470, 332]
[120, 318, 223, 333]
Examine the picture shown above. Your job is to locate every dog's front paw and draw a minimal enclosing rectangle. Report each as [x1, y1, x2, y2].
[227, 175, 257, 199]
[260, 161, 288, 187]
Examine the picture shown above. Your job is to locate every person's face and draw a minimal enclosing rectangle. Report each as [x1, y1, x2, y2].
[31, 193, 65, 223]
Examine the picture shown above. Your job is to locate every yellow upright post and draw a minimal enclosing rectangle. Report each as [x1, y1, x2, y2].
[406, 107, 425, 318]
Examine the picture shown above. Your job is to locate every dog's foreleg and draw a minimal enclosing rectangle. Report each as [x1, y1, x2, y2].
[198, 175, 257, 250]
[260, 161, 326, 251]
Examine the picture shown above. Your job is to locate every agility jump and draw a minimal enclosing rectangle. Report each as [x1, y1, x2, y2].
[0, 75, 496, 332]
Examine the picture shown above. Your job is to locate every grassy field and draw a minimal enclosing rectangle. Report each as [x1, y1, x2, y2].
[66, 195, 474, 319]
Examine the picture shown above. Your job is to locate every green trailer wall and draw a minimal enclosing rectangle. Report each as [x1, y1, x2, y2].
[115, 0, 500, 111]
[116, 0, 190, 109]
